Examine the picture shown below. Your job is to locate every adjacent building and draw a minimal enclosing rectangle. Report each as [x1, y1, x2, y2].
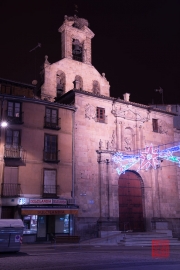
[0, 78, 77, 242]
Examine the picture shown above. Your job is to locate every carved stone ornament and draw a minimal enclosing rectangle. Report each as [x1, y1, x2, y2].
[111, 130, 116, 149]
[112, 105, 149, 122]
[85, 104, 96, 120]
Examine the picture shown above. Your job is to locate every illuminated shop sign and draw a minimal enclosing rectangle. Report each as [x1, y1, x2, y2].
[21, 209, 78, 215]
[29, 199, 67, 205]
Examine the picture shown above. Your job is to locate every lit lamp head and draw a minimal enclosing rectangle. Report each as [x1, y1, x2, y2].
[1, 121, 8, 128]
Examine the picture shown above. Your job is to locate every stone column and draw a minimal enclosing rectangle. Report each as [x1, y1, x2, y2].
[151, 169, 161, 218]
[136, 124, 139, 150]
[139, 125, 144, 149]
[120, 121, 124, 151]
[84, 37, 91, 64]
[61, 29, 72, 59]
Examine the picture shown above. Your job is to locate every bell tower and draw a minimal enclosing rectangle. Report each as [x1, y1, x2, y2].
[58, 15, 95, 65]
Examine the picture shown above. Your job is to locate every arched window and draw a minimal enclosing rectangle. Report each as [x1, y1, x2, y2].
[73, 75, 83, 90]
[56, 71, 65, 97]
[72, 39, 83, 62]
[92, 80, 100, 95]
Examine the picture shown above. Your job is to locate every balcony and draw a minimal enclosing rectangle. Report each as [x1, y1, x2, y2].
[43, 185, 59, 198]
[43, 151, 60, 163]
[4, 145, 26, 166]
[5, 110, 24, 124]
[44, 117, 61, 130]
[1, 183, 21, 197]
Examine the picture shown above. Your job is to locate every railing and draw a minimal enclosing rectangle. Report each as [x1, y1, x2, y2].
[43, 185, 59, 198]
[5, 110, 24, 124]
[43, 151, 60, 163]
[44, 117, 61, 130]
[4, 145, 26, 160]
[1, 183, 21, 197]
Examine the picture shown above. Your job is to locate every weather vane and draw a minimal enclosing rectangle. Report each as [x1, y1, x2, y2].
[74, 4, 78, 15]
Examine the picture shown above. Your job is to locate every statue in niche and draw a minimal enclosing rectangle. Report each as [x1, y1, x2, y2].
[124, 128, 133, 151]
[106, 141, 110, 150]
[111, 130, 115, 149]
[124, 136, 132, 151]
[99, 139, 103, 150]
[92, 80, 100, 95]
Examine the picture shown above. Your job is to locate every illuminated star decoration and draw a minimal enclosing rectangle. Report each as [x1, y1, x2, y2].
[112, 143, 180, 175]
[139, 144, 160, 171]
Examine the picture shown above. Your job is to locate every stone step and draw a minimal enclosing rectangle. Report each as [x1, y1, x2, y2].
[124, 241, 180, 246]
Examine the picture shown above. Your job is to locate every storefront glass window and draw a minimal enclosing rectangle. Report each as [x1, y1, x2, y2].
[55, 215, 69, 233]
[23, 215, 37, 234]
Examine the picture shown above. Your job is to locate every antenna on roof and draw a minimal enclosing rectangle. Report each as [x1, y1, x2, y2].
[74, 4, 78, 15]
[29, 43, 41, 80]
[154, 87, 164, 104]
[29, 43, 41, 53]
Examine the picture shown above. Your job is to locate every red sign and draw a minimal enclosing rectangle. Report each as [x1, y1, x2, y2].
[29, 199, 52, 204]
[152, 240, 169, 258]
[29, 198, 67, 205]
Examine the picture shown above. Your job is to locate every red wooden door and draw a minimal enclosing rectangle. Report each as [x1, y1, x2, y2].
[118, 171, 144, 231]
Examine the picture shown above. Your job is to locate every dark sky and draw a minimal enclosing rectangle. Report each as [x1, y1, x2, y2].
[0, 0, 180, 105]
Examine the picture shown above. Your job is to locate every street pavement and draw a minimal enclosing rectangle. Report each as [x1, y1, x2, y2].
[0, 242, 180, 270]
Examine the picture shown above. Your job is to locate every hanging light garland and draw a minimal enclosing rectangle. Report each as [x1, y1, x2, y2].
[112, 144, 180, 175]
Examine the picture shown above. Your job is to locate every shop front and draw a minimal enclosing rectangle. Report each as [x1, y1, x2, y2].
[21, 198, 78, 242]
[1, 197, 78, 242]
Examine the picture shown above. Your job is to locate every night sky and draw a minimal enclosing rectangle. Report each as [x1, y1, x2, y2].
[0, 0, 180, 105]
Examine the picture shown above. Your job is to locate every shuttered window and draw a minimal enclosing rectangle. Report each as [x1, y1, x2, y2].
[96, 107, 105, 123]
[152, 119, 158, 132]
[4, 167, 18, 183]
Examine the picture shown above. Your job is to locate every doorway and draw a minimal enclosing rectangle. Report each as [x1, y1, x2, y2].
[118, 171, 144, 232]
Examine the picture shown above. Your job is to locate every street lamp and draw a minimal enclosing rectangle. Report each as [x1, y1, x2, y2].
[1, 121, 8, 128]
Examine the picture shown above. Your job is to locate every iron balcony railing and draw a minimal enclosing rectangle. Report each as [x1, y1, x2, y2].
[43, 150, 60, 163]
[43, 185, 59, 198]
[5, 110, 24, 124]
[44, 117, 61, 130]
[1, 183, 21, 197]
[4, 145, 26, 160]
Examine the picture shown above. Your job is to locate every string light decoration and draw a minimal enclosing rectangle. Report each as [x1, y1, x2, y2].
[112, 143, 180, 175]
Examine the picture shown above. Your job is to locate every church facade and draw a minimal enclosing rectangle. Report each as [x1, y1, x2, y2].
[41, 15, 180, 237]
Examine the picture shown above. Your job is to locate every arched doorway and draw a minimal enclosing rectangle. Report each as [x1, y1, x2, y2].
[118, 171, 145, 232]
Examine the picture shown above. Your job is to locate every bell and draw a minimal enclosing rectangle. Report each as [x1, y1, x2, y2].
[73, 44, 82, 55]
[72, 39, 82, 55]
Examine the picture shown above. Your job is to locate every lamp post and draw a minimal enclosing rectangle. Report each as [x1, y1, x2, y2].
[1, 121, 8, 128]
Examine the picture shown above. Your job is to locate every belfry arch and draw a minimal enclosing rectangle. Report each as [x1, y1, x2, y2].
[118, 170, 145, 232]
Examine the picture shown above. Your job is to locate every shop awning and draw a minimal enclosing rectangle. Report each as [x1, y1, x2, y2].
[21, 208, 78, 215]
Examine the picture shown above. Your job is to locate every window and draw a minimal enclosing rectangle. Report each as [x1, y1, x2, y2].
[44, 108, 59, 129]
[43, 169, 57, 197]
[92, 80, 100, 95]
[96, 107, 105, 123]
[7, 101, 23, 124]
[2, 167, 20, 197]
[44, 134, 59, 162]
[8, 101, 20, 118]
[152, 119, 158, 132]
[5, 129, 20, 147]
